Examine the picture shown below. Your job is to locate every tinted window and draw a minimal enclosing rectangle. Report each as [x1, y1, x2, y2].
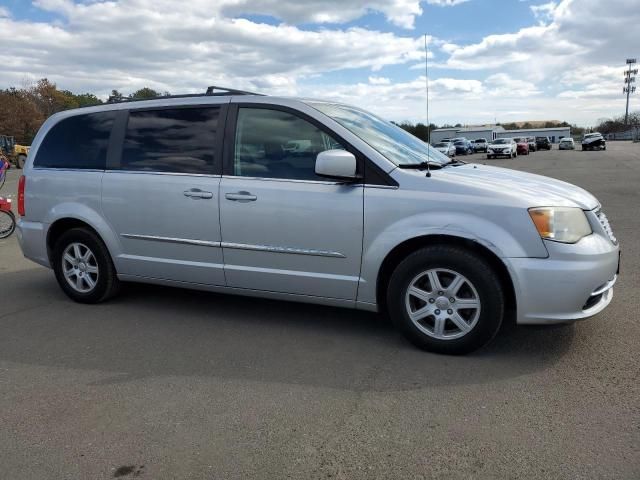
[121, 107, 219, 174]
[35, 112, 115, 169]
[234, 108, 345, 180]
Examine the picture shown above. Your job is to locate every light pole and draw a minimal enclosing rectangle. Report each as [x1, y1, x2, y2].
[623, 58, 637, 125]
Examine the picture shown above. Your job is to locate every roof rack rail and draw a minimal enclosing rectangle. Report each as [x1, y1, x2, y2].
[205, 85, 264, 96]
[105, 86, 264, 104]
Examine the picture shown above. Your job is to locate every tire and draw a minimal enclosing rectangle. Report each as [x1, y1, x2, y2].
[52, 227, 120, 303]
[17, 155, 26, 169]
[487, 155, 492, 159]
[0, 210, 16, 238]
[387, 245, 504, 355]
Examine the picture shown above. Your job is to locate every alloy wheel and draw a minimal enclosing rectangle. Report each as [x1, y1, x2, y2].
[405, 268, 481, 340]
[62, 242, 99, 293]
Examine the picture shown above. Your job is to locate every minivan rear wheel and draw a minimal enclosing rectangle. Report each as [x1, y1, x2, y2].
[387, 245, 504, 355]
[52, 227, 120, 303]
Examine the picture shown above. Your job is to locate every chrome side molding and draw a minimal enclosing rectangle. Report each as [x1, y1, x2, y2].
[221, 242, 346, 258]
[121, 234, 222, 248]
[121, 234, 346, 258]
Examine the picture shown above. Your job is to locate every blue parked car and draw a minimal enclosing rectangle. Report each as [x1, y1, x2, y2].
[452, 137, 473, 155]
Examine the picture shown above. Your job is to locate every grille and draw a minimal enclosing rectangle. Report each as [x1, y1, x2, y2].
[595, 209, 617, 244]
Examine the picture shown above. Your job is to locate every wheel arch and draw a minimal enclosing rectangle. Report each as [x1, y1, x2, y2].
[46, 217, 118, 268]
[375, 234, 516, 324]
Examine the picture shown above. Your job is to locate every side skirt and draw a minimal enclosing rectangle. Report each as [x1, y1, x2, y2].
[116, 273, 379, 311]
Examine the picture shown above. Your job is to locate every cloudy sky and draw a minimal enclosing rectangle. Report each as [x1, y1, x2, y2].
[0, 0, 637, 126]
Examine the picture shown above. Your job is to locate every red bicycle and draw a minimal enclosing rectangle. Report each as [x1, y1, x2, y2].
[0, 156, 15, 238]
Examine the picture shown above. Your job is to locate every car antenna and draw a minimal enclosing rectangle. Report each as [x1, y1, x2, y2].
[424, 33, 431, 178]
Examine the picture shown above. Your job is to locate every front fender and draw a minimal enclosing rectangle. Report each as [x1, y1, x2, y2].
[357, 210, 548, 305]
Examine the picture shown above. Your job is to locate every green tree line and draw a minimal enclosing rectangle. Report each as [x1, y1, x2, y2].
[0, 79, 168, 144]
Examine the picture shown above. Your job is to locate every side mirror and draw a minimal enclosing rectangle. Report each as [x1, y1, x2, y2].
[315, 149, 358, 180]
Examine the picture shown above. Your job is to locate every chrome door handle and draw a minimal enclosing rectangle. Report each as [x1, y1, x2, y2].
[184, 189, 213, 199]
[225, 191, 257, 202]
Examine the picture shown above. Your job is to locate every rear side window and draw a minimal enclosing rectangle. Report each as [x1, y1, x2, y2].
[121, 107, 219, 174]
[34, 112, 116, 169]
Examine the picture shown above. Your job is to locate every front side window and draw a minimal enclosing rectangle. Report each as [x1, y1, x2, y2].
[233, 108, 344, 180]
[121, 107, 219, 174]
[35, 111, 116, 169]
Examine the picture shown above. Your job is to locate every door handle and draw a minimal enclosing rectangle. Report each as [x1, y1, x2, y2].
[225, 191, 257, 202]
[184, 189, 213, 199]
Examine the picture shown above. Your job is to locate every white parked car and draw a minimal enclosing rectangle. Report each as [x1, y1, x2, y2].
[487, 138, 518, 159]
[433, 141, 456, 157]
[559, 138, 575, 150]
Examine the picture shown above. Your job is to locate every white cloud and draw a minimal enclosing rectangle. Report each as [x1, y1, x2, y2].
[0, 1, 425, 96]
[427, 0, 470, 5]
[222, 0, 469, 29]
[485, 73, 540, 97]
[444, 0, 639, 72]
[530, 1, 557, 23]
[221, 0, 423, 29]
[368, 76, 391, 85]
[0, 0, 636, 126]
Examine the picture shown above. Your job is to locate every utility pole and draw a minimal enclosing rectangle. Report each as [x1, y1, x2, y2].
[623, 58, 637, 124]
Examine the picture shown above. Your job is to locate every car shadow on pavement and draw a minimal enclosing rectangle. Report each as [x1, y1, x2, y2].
[0, 268, 575, 392]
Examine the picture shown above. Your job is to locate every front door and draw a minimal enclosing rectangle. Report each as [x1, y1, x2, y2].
[102, 105, 226, 286]
[219, 106, 364, 300]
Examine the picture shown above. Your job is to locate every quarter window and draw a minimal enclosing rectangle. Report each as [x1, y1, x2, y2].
[233, 108, 345, 181]
[34, 111, 116, 169]
[121, 107, 219, 174]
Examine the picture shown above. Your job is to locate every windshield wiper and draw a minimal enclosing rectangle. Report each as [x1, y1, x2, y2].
[397, 161, 443, 170]
[443, 159, 467, 166]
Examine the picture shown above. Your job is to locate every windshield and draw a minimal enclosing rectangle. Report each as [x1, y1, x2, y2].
[493, 138, 510, 144]
[434, 142, 448, 147]
[307, 102, 451, 165]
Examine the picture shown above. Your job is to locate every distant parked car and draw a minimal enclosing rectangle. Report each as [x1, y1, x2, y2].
[582, 132, 606, 151]
[513, 137, 530, 155]
[527, 137, 537, 152]
[433, 141, 456, 157]
[472, 138, 488, 153]
[559, 137, 575, 150]
[452, 138, 473, 155]
[536, 137, 552, 150]
[487, 138, 517, 158]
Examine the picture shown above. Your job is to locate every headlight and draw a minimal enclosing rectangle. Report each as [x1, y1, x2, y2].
[528, 207, 592, 243]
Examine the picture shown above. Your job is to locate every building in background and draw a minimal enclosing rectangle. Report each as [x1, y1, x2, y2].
[431, 125, 571, 144]
[495, 126, 570, 143]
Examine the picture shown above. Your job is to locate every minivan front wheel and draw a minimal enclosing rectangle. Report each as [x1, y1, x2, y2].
[52, 228, 120, 303]
[387, 246, 504, 354]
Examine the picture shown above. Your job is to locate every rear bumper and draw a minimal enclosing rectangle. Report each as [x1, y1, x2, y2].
[16, 219, 50, 268]
[506, 233, 619, 325]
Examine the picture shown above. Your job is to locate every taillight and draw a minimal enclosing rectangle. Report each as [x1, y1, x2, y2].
[18, 175, 26, 216]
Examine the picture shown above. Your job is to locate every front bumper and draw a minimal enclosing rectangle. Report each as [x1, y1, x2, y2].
[506, 231, 619, 325]
[488, 149, 511, 156]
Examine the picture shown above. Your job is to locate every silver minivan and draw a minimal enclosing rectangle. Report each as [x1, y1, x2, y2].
[16, 88, 620, 354]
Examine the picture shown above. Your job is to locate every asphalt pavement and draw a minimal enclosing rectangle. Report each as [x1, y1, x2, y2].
[0, 142, 638, 479]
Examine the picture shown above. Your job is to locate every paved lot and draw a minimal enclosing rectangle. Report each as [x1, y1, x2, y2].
[1, 143, 639, 479]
